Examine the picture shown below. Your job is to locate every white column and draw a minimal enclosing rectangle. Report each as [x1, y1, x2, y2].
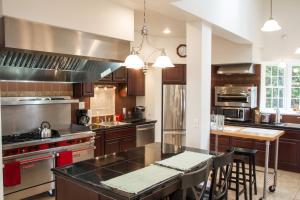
[186, 21, 212, 150]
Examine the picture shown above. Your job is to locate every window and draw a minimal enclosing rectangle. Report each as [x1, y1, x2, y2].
[291, 66, 300, 109]
[264, 66, 284, 108]
[261, 63, 300, 113]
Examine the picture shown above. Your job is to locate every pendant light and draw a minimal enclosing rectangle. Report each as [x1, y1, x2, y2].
[123, 0, 174, 71]
[261, 0, 281, 32]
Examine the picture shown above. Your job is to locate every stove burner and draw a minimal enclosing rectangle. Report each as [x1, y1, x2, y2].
[2, 129, 60, 145]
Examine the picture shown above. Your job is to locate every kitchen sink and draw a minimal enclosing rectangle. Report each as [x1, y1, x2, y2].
[93, 121, 130, 128]
[273, 123, 300, 129]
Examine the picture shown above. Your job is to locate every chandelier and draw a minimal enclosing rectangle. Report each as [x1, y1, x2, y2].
[123, 0, 174, 72]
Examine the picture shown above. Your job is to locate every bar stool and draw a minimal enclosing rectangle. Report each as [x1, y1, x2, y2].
[229, 156, 248, 200]
[231, 147, 258, 200]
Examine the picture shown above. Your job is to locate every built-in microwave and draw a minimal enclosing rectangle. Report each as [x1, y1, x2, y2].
[215, 86, 257, 108]
[215, 107, 251, 122]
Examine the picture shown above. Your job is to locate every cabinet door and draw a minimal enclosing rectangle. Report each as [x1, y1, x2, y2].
[277, 138, 300, 172]
[127, 69, 145, 96]
[162, 64, 186, 84]
[94, 134, 104, 157]
[120, 136, 136, 151]
[82, 82, 94, 97]
[113, 67, 127, 82]
[105, 139, 120, 154]
[73, 83, 94, 97]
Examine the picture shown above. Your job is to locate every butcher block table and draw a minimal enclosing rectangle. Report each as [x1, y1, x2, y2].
[211, 126, 285, 200]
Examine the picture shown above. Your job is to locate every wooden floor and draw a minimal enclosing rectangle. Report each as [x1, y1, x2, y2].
[28, 167, 300, 200]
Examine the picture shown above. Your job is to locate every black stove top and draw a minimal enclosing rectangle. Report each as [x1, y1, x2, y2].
[2, 129, 60, 145]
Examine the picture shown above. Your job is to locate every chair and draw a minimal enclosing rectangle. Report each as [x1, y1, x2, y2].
[180, 160, 212, 200]
[168, 160, 211, 200]
[209, 151, 234, 200]
[229, 157, 248, 200]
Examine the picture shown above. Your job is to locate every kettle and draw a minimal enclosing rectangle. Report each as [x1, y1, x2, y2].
[40, 121, 52, 138]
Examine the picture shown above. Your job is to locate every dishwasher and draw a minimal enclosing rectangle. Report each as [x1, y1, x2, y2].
[136, 123, 155, 147]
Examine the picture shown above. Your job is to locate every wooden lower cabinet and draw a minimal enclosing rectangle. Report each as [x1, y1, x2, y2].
[210, 129, 300, 172]
[104, 127, 136, 154]
[105, 139, 121, 155]
[94, 133, 105, 157]
[120, 136, 136, 152]
[56, 176, 100, 200]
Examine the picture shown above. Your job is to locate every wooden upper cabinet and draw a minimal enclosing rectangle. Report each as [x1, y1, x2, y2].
[113, 67, 128, 82]
[127, 69, 145, 96]
[73, 82, 94, 98]
[162, 64, 186, 85]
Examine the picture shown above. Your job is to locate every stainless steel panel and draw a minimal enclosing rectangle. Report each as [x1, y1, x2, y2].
[4, 182, 54, 200]
[1, 104, 71, 135]
[2, 17, 130, 61]
[0, 17, 130, 82]
[163, 130, 186, 146]
[163, 85, 186, 130]
[71, 146, 95, 163]
[1, 96, 79, 106]
[136, 123, 155, 147]
[4, 153, 54, 195]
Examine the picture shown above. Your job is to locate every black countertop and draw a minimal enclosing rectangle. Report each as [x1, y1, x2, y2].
[225, 121, 300, 131]
[90, 119, 157, 132]
[52, 143, 210, 199]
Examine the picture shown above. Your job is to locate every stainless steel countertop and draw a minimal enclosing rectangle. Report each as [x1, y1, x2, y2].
[2, 131, 95, 151]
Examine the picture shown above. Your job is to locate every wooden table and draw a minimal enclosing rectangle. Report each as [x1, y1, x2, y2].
[211, 126, 285, 200]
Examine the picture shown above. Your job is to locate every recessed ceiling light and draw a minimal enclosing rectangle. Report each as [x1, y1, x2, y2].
[163, 28, 171, 34]
[295, 48, 300, 54]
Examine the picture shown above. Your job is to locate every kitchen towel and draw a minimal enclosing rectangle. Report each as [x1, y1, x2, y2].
[56, 151, 73, 167]
[101, 165, 181, 194]
[3, 161, 21, 187]
[155, 151, 213, 171]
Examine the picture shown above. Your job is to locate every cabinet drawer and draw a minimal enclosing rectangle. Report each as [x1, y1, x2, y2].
[105, 127, 136, 140]
[105, 139, 120, 155]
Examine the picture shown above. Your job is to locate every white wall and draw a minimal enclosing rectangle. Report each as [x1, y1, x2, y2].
[186, 21, 212, 149]
[212, 35, 253, 64]
[261, 0, 300, 61]
[2, 0, 134, 41]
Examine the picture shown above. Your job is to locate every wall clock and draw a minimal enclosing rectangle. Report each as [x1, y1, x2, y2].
[176, 44, 186, 58]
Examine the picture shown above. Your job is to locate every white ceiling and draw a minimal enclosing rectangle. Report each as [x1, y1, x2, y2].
[134, 10, 186, 38]
[112, 0, 252, 44]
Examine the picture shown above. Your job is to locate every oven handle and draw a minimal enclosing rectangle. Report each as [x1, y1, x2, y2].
[218, 95, 248, 98]
[19, 155, 54, 165]
[55, 146, 95, 156]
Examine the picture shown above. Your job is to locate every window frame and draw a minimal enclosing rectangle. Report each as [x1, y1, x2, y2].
[261, 62, 300, 114]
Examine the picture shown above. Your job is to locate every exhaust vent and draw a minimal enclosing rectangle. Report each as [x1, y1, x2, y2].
[216, 63, 255, 75]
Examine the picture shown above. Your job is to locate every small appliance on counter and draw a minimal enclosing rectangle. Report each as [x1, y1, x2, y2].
[261, 113, 271, 123]
[133, 106, 146, 120]
[76, 109, 91, 126]
[215, 107, 251, 122]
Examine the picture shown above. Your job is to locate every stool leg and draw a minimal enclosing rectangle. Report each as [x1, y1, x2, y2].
[242, 162, 248, 200]
[252, 156, 258, 195]
[236, 162, 240, 200]
[249, 157, 253, 200]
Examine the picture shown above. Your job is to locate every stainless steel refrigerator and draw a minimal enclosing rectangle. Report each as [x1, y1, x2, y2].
[162, 85, 186, 146]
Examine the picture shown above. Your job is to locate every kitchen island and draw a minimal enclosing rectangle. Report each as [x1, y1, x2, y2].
[52, 143, 211, 200]
[211, 125, 285, 200]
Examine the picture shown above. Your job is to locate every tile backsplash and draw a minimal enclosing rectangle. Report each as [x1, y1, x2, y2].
[90, 87, 115, 116]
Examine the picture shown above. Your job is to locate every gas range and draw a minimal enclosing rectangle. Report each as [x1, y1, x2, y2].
[2, 129, 60, 145]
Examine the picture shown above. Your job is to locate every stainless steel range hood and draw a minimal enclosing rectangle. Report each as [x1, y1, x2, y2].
[0, 17, 130, 82]
[216, 63, 256, 75]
